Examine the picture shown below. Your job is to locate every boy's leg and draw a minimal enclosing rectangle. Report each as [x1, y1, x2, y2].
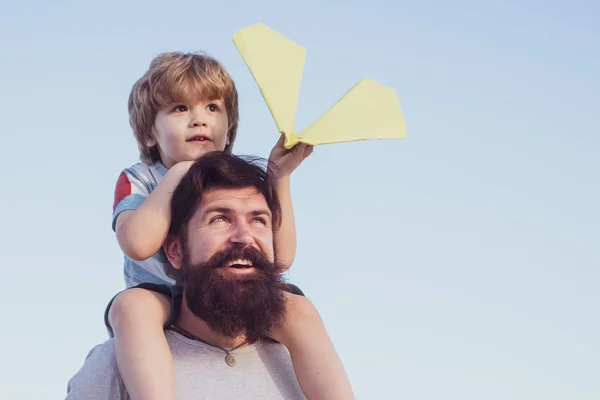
[104, 282, 182, 337]
[105, 283, 181, 400]
[271, 291, 355, 400]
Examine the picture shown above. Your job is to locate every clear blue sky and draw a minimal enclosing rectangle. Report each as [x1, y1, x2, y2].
[1, 0, 598, 399]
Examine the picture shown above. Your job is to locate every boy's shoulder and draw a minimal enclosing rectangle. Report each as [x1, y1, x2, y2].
[113, 161, 168, 210]
[120, 161, 168, 186]
[124, 161, 167, 177]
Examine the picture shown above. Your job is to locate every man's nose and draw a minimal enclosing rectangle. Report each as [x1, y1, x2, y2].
[229, 223, 254, 246]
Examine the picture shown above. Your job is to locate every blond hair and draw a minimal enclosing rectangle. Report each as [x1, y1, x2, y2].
[128, 52, 239, 164]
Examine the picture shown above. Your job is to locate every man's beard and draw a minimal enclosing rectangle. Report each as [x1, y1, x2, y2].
[180, 244, 288, 340]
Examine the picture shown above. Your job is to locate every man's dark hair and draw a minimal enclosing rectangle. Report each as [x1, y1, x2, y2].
[169, 152, 282, 239]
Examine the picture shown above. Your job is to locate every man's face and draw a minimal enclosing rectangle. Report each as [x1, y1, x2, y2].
[151, 98, 230, 168]
[167, 187, 286, 338]
[184, 187, 275, 270]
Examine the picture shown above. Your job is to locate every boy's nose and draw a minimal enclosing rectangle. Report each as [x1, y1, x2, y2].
[190, 108, 208, 127]
[191, 118, 207, 128]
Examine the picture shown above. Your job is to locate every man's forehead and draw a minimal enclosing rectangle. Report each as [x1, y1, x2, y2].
[197, 187, 270, 214]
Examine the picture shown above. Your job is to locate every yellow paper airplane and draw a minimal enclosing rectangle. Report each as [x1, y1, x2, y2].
[232, 23, 407, 149]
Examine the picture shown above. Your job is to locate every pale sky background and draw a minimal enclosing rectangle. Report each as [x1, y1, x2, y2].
[0, 0, 599, 399]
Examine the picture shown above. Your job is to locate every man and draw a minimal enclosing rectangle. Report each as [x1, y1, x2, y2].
[66, 152, 310, 399]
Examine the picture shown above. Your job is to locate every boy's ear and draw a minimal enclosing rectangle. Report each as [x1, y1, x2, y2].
[226, 126, 232, 146]
[164, 235, 183, 270]
[147, 129, 158, 147]
[146, 136, 158, 147]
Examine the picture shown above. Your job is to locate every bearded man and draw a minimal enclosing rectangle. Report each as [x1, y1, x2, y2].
[65, 152, 319, 399]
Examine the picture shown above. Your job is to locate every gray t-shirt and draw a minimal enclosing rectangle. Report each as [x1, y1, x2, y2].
[66, 330, 306, 399]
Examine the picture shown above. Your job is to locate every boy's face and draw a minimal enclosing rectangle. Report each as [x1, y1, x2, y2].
[151, 99, 229, 168]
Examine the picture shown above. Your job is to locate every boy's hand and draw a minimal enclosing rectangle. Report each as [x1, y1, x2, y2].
[268, 134, 314, 179]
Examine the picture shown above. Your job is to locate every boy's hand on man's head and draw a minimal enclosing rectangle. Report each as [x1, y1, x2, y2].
[166, 160, 194, 180]
[268, 134, 314, 179]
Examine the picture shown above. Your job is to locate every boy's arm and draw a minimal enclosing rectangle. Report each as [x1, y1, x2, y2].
[115, 161, 192, 261]
[268, 136, 313, 271]
[273, 175, 296, 269]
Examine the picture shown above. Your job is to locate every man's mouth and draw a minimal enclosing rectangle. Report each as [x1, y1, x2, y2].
[223, 258, 256, 274]
[225, 259, 254, 269]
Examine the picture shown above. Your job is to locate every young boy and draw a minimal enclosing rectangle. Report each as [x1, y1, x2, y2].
[107, 51, 355, 400]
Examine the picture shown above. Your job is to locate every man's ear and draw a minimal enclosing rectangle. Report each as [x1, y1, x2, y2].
[164, 235, 183, 270]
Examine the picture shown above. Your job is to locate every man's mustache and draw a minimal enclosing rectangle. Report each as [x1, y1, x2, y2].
[180, 242, 287, 338]
[201, 246, 274, 271]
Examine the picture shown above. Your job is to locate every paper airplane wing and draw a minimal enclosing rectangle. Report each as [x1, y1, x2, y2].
[292, 78, 407, 148]
[233, 23, 306, 140]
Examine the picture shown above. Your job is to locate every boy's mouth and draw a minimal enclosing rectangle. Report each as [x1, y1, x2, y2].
[187, 134, 210, 142]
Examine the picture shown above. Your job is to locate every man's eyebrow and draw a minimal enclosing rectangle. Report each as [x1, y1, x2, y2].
[250, 209, 272, 219]
[201, 206, 271, 218]
[202, 206, 234, 216]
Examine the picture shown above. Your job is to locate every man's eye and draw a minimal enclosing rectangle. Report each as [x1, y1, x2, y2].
[207, 104, 219, 112]
[173, 105, 188, 112]
[210, 216, 227, 224]
[252, 217, 267, 225]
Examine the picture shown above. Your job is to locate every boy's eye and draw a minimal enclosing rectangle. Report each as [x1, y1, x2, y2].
[207, 104, 219, 112]
[173, 105, 188, 112]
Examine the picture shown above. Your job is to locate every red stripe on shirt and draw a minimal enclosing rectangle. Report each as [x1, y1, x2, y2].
[113, 171, 132, 210]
